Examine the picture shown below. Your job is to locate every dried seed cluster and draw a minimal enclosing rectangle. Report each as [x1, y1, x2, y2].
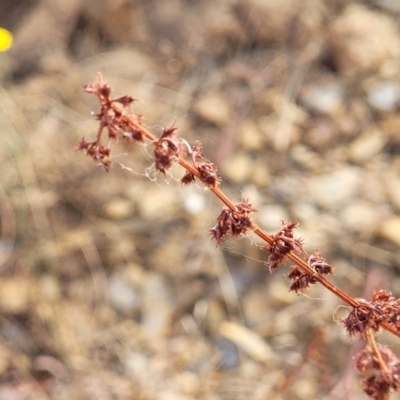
[287, 249, 334, 293]
[210, 199, 257, 244]
[342, 290, 400, 337]
[262, 221, 304, 272]
[356, 345, 400, 399]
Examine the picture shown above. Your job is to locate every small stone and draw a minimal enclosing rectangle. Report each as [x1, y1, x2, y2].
[137, 186, 178, 220]
[174, 371, 201, 396]
[39, 275, 61, 302]
[125, 351, 149, 381]
[219, 321, 275, 363]
[141, 273, 174, 339]
[341, 201, 381, 232]
[0, 277, 30, 314]
[347, 129, 387, 163]
[156, 391, 192, 400]
[108, 273, 141, 313]
[366, 81, 400, 111]
[379, 217, 400, 247]
[193, 92, 231, 125]
[182, 190, 206, 215]
[268, 280, 298, 306]
[296, 220, 330, 252]
[103, 198, 134, 219]
[292, 377, 318, 399]
[238, 120, 265, 151]
[221, 152, 254, 184]
[328, 4, 400, 77]
[299, 83, 344, 115]
[307, 167, 361, 208]
[251, 159, 271, 188]
[258, 205, 289, 232]
[290, 144, 324, 171]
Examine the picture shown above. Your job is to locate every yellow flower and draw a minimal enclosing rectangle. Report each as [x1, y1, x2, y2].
[0, 28, 13, 52]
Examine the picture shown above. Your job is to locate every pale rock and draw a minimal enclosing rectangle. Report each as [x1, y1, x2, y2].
[341, 201, 381, 232]
[193, 92, 231, 125]
[366, 81, 400, 111]
[299, 83, 344, 115]
[39, 275, 61, 302]
[270, 333, 298, 348]
[108, 273, 141, 313]
[206, 299, 228, 336]
[268, 280, 299, 306]
[328, 4, 400, 77]
[295, 224, 329, 253]
[137, 186, 178, 220]
[242, 288, 271, 327]
[257, 114, 302, 151]
[290, 144, 324, 171]
[0, 277, 30, 314]
[257, 205, 289, 232]
[219, 321, 275, 363]
[156, 391, 192, 400]
[291, 202, 318, 222]
[307, 167, 361, 208]
[174, 371, 201, 396]
[347, 129, 387, 163]
[238, 120, 265, 151]
[103, 197, 134, 219]
[182, 190, 206, 215]
[292, 378, 318, 399]
[150, 235, 187, 276]
[124, 351, 150, 383]
[251, 159, 271, 188]
[141, 273, 174, 339]
[221, 152, 254, 184]
[379, 217, 400, 247]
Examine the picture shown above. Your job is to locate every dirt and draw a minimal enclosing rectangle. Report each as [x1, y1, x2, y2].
[1, 1, 400, 399]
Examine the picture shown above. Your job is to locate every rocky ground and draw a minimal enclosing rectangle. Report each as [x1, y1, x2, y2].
[1, 0, 400, 399]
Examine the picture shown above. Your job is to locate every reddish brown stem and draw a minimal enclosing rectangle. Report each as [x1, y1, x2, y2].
[87, 81, 400, 339]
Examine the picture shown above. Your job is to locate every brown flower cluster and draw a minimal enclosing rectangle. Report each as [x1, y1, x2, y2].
[75, 138, 112, 171]
[356, 345, 400, 400]
[287, 249, 334, 293]
[84, 75, 143, 143]
[342, 299, 383, 337]
[182, 141, 220, 188]
[76, 74, 145, 170]
[262, 221, 304, 272]
[154, 127, 183, 175]
[210, 199, 257, 245]
[342, 290, 400, 337]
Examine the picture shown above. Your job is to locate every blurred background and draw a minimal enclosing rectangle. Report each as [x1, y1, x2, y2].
[1, 0, 400, 399]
